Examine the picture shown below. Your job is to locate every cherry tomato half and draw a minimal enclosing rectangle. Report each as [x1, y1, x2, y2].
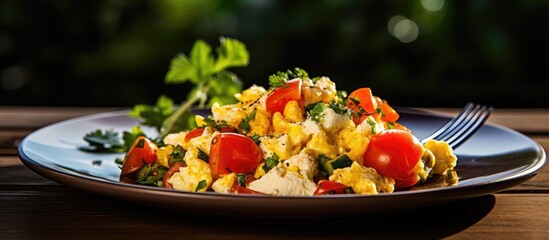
[209, 133, 263, 178]
[162, 161, 186, 189]
[313, 180, 352, 195]
[266, 78, 302, 114]
[120, 136, 158, 183]
[363, 130, 423, 189]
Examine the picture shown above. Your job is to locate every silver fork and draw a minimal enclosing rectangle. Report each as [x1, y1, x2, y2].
[420, 102, 494, 149]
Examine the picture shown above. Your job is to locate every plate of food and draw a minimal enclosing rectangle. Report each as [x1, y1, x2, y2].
[18, 38, 546, 220]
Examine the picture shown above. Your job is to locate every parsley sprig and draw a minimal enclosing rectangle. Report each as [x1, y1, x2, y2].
[81, 38, 248, 152]
[268, 67, 309, 89]
[161, 37, 249, 138]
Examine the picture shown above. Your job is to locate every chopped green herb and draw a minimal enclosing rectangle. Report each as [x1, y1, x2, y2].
[387, 122, 395, 130]
[262, 153, 280, 173]
[203, 116, 230, 131]
[366, 118, 377, 134]
[335, 90, 348, 105]
[239, 109, 257, 133]
[311, 76, 321, 84]
[306, 102, 325, 122]
[195, 180, 207, 192]
[328, 100, 348, 115]
[236, 173, 248, 187]
[169, 145, 186, 166]
[136, 163, 168, 187]
[250, 134, 261, 145]
[197, 148, 209, 162]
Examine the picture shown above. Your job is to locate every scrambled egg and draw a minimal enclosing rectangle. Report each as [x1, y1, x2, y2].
[330, 162, 395, 194]
[212, 173, 237, 193]
[168, 147, 213, 192]
[424, 139, 458, 175]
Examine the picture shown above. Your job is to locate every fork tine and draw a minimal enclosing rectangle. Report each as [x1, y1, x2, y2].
[421, 102, 475, 143]
[437, 103, 484, 142]
[445, 105, 493, 149]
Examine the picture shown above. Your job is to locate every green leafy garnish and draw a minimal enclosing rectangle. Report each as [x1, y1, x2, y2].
[128, 95, 174, 133]
[268, 67, 309, 89]
[80, 129, 126, 153]
[239, 109, 256, 133]
[195, 180, 207, 192]
[161, 37, 249, 138]
[387, 122, 395, 130]
[262, 153, 280, 173]
[121, 126, 146, 150]
[268, 73, 288, 88]
[80, 38, 249, 153]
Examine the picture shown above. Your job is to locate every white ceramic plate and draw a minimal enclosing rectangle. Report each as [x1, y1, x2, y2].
[18, 108, 546, 220]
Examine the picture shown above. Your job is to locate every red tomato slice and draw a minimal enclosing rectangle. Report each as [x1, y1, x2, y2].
[185, 128, 205, 142]
[363, 130, 423, 188]
[379, 100, 399, 123]
[266, 78, 302, 114]
[209, 133, 263, 178]
[313, 180, 351, 195]
[162, 162, 186, 189]
[347, 88, 377, 116]
[120, 136, 158, 183]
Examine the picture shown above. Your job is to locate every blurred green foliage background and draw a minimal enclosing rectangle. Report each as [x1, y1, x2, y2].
[1, 0, 548, 108]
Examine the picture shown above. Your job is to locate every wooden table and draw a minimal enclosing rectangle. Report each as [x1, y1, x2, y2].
[1, 107, 548, 239]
